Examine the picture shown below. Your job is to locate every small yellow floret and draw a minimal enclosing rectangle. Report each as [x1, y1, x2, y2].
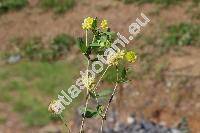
[82, 17, 94, 30]
[125, 51, 137, 63]
[101, 19, 108, 30]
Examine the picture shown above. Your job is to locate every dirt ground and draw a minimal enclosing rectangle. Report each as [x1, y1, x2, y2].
[0, 0, 199, 132]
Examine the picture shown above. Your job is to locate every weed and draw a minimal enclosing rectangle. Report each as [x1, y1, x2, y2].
[123, 0, 184, 7]
[20, 37, 43, 60]
[193, 0, 200, 5]
[178, 117, 191, 133]
[0, 0, 27, 14]
[164, 23, 200, 47]
[47, 17, 139, 132]
[40, 0, 75, 14]
[51, 34, 75, 59]
[8, 34, 75, 62]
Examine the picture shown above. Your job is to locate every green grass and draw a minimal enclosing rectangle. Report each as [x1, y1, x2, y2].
[0, 0, 27, 14]
[13, 90, 50, 126]
[123, 0, 184, 6]
[0, 116, 6, 124]
[51, 34, 75, 59]
[8, 34, 75, 61]
[0, 60, 80, 126]
[22, 37, 43, 60]
[192, 0, 200, 5]
[164, 23, 200, 47]
[40, 0, 76, 14]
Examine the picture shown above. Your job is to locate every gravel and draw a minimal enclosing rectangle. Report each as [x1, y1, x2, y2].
[103, 115, 182, 133]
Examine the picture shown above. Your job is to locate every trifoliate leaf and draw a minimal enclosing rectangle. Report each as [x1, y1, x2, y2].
[80, 107, 98, 118]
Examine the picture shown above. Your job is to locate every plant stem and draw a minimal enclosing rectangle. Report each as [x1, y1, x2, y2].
[59, 115, 71, 133]
[94, 66, 110, 91]
[80, 30, 90, 133]
[100, 66, 119, 132]
[92, 66, 110, 105]
[79, 90, 90, 133]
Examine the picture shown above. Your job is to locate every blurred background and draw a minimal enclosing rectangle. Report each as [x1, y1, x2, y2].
[0, 0, 199, 132]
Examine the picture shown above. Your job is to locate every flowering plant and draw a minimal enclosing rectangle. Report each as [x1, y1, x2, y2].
[49, 17, 137, 133]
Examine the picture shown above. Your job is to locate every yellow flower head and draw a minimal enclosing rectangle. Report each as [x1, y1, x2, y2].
[107, 50, 125, 66]
[82, 17, 94, 30]
[48, 100, 63, 114]
[101, 19, 108, 30]
[125, 51, 137, 63]
[81, 74, 95, 90]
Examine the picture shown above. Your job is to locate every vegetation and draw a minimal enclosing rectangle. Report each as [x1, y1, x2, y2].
[6, 34, 75, 62]
[40, 0, 76, 13]
[0, 0, 76, 15]
[51, 33, 75, 59]
[164, 23, 200, 47]
[123, 0, 184, 6]
[48, 17, 138, 132]
[0, 0, 27, 14]
[0, 60, 79, 126]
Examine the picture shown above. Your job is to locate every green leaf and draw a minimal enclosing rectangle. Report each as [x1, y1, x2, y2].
[80, 108, 98, 118]
[89, 89, 113, 99]
[96, 105, 105, 117]
[118, 67, 128, 83]
[92, 18, 98, 29]
[90, 42, 100, 47]
[121, 67, 127, 80]
[98, 88, 113, 97]
[76, 37, 87, 53]
[103, 65, 128, 83]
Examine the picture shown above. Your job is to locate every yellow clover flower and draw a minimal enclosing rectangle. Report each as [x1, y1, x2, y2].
[125, 51, 137, 63]
[107, 50, 125, 66]
[101, 19, 108, 30]
[48, 100, 63, 114]
[82, 17, 94, 30]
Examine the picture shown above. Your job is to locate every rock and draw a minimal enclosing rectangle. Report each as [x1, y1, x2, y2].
[103, 115, 182, 133]
[127, 116, 136, 124]
[7, 55, 21, 64]
[171, 129, 182, 133]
